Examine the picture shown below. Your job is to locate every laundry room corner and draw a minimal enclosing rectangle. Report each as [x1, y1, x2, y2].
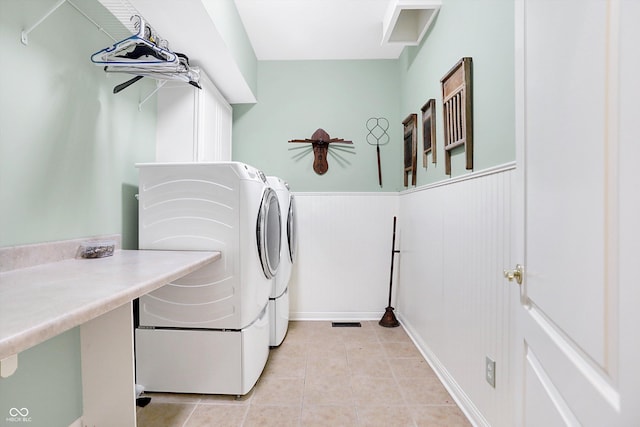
[232, 58, 403, 322]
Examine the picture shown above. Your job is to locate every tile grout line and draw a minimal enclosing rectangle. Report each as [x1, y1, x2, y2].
[238, 401, 250, 427]
[180, 401, 199, 427]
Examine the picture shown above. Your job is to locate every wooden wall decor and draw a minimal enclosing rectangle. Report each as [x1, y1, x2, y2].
[289, 128, 353, 175]
[402, 113, 418, 187]
[441, 57, 473, 175]
[421, 99, 437, 168]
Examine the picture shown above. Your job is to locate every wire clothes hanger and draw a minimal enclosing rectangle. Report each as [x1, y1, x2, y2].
[91, 15, 177, 66]
[91, 15, 201, 93]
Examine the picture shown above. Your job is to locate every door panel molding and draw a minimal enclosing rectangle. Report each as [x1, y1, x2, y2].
[603, 0, 620, 382]
[527, 303, 620, 410]
[525, 344, 580, 426]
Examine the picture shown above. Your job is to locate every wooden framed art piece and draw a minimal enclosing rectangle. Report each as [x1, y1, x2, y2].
[402, 113, 418, 187]
[421, 99, 437, 168]
[441, 57, 473, 175]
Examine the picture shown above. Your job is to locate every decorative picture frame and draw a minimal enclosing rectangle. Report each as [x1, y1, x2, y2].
[441, 57, 473, 175]
[402, 113, 418, 187]
[421, 99, 437, 168]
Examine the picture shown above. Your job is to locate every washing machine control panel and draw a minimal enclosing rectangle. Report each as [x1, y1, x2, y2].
[257, 170, 267, 184]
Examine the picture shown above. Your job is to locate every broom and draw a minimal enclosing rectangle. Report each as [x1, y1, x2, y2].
[379, 216, 400, 327]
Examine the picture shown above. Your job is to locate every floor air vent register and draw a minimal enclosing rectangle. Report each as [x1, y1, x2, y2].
[331, 322, 362, 328]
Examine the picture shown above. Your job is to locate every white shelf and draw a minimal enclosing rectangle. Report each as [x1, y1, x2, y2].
[127, 0, 256, 104]
[95, 0, 256, 104]
[382, 0, 441, 46]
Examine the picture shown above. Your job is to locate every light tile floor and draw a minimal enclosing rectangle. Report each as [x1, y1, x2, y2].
[136, 321, 471, 427]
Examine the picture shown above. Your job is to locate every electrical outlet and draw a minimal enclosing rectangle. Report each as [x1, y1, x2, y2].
[485, 356, 496, 388]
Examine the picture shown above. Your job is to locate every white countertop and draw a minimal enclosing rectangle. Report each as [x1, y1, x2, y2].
[0, 249, 220, 360]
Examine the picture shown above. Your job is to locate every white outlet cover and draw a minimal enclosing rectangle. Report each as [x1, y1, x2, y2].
[485, 356, 496, 388]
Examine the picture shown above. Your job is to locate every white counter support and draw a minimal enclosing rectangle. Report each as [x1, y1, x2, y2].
[0, 354, 18, 378]
[81, 301, 136, 427]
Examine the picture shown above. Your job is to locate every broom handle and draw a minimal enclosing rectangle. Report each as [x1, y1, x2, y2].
[387, 216, 399, 307]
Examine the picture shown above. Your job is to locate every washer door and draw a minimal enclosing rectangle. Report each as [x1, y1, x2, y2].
[257, 187, 281, 279]
[287, 194, 298, 263]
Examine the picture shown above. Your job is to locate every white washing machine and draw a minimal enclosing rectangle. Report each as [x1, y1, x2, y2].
[266, 176, 297, 346]
[134, 162, 281, 395]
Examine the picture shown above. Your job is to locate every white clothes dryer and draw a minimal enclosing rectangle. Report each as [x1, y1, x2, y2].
[137, 162, 280, 330]
[266, 176, 297, 346]
[134, 162, 281, 395]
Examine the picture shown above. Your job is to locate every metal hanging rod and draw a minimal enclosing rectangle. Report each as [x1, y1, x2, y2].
[21, 0, 116, 45]
[138, 80, 167, 111]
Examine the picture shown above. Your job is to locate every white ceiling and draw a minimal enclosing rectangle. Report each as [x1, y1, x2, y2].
[233, 0, 405, 60]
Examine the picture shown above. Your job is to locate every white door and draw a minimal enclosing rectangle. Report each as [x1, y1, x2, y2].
[512, 0, 640, 425]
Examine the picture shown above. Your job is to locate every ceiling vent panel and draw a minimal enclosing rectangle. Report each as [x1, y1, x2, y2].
[382, 0, 441, 46]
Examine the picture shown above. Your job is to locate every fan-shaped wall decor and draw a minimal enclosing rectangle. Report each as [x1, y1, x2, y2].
[289, 129, 353, 175]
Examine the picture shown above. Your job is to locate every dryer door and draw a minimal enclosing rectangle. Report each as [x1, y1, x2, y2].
[257, 187, 281, 279]
[287, 194, 298, 263]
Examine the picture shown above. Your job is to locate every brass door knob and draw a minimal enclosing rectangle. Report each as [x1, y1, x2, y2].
[503, 264, 523, 285]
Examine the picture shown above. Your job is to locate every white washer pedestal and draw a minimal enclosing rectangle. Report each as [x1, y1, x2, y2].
[135, 305, 269, 396]
[268, 288, 289, 347]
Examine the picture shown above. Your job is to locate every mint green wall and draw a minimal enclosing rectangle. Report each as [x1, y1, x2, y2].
[232, 0, 514, 191]
[203, 0, 258, 97]
[233, 60, 402, 192]
[0, 1, 156, 425]
[0, 330, 82, 427]
[0, 0, 156, 249]
[400, 0, 515, 184]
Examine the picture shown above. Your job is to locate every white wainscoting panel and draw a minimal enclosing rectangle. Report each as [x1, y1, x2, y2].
[289, 192, 399, 320]
[397, 164, 515, 427]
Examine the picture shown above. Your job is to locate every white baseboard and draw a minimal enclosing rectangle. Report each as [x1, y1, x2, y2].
[399, 314, 489, 427]
[68, 417, 83, 427]
[290, 311, 384, 321]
